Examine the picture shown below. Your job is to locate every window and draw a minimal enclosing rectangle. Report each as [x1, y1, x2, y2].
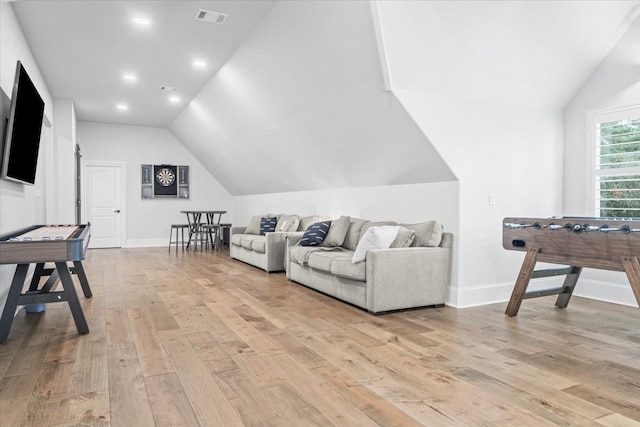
[590, 105, 640, 218]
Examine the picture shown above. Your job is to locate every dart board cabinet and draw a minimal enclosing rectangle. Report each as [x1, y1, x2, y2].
[141, 164, 189, 199]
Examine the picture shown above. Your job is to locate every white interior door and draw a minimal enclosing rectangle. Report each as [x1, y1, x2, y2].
[83, 162, 125, 248]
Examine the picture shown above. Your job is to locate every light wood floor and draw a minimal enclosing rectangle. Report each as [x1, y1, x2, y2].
[1, 247, 639, 426]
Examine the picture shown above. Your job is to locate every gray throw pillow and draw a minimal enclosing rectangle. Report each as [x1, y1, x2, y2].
[299, 215, 320, 232]
[342, 218, 369, 250]
[321, 215, 351, 247]
[276, 214, 300, 232]
[403, 221, 443, 247]
[390, 226, 416, 248]
[244, 214, 265, 235]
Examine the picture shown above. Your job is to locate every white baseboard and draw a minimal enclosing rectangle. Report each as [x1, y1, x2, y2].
[125, 238, 168, 248]
[448, 276, 637, 308]
[572, 279, 638, 307]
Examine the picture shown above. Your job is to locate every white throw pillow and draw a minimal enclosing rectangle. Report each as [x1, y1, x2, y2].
[352, 226, 399, 263]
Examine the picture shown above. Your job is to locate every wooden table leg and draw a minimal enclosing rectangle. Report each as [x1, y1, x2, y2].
[621, 256, 640, 308]
[555, 266, 582, 309]
[55, 262, 89, 334]
[0, 264, 29, 343]
[506, 248, 539, 317]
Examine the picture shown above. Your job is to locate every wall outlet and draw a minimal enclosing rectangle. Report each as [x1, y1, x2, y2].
[489, 193, 496, 206]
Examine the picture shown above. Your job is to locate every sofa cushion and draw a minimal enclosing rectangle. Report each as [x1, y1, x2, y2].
[276, 214, 300, 232]
[352, 226, 399, 263]
[390, 226, 416, 248]
[321, 215, 350, 247]
[403, 221, 443, 247]
[331, 256, 365, 281]
[343, 218, 369, 251]
[251, 237, 266, 253]
[230, 234, 243, 246]
[289, 246, 323, 266]
[300, 221, 331, 246]
[260, 216, 278, 235]
[240, 235, 261, 250]
[245, 214, 265, 235]
[307, 251, 351, 274]
[299, 215, 323, 232]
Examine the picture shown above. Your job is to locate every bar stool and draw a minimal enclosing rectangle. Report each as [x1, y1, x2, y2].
[188, 223, 207, 250]
[169, 224, 189, 252]
[201, 224, 221, 251]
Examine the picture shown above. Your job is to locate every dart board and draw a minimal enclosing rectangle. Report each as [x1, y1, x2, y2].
[153, 165, 178, 196]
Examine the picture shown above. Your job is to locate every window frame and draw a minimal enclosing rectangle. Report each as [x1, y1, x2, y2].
[587, 103, 640, 218]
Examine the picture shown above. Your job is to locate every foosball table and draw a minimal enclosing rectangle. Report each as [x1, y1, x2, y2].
[502, 217, 640, 316]
[0, 224, 92, 343]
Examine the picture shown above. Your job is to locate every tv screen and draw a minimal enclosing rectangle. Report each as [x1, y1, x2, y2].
[1, 61, 45, 185]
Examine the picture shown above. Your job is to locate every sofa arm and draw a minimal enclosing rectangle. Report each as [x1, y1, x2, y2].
[263, 232, 291, 272]
[283, 232, 304, 278]
[365, 247, 452, 313]
[231, 226, 247, 236]
[285, 232, 304, 247]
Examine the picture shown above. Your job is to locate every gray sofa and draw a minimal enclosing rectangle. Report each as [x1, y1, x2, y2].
[285, 217, 452, 314]
[230, 214, 325, 272]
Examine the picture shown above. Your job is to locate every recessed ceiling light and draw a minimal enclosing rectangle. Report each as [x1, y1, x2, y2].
[122, 73, 137, 82]
[193, 60, 207, 68]
[133, 17, 151, 26]
[116, 104, 128, 111]
[169, 96, 181, 103]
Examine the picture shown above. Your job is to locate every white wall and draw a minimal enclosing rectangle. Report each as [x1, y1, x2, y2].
[0, 3, 55, 311]
[51, 98, 77, 223]
[563, 17, 640, 306]
[77, 122, 233, 247]
[375, 2, 566, 307]
[395, 92, 564, 306]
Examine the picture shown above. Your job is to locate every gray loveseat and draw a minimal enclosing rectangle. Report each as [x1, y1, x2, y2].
[285, 216, 452, 314]
[230, 214, 325, 272]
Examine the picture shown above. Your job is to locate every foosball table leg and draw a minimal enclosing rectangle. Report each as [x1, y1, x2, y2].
[621, 256, 640, 308]
[506, 248, 539, 317]
[554, 267, 582, 309]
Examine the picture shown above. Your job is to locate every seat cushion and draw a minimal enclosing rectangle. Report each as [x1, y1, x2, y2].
[289, 246, 323, 266]
[331, 256, 365, 281]
[231, 234, 243, 246]
[240, 235, 261, 250]
[251, 237, 266, 253]
[307, 251, 351, 273]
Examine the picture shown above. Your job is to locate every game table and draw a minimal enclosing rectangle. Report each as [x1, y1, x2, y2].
[0, 224, 92, 343]
[503, 217, 640, 316]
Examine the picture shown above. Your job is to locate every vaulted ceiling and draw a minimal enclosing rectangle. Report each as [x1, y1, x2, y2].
[7, 0, 640, 195]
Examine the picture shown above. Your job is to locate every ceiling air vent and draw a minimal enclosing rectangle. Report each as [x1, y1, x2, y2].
[195, 9, 228, 25]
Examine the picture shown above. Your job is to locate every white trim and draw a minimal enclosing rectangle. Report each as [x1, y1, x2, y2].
[573, 279, 638, 307]
[125, 238, 167, 248]
[448, 276, 566, 308]
[587, 103, 640, 217]
[81, 160, 127, 248]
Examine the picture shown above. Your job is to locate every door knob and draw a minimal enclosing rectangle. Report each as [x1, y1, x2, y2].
[114, 210, 121, 213]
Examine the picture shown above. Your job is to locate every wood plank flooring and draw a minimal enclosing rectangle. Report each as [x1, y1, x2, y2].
[0, 247, 638, 426]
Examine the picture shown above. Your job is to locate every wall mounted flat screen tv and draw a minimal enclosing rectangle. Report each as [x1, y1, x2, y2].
[1, 61, 45, 185]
